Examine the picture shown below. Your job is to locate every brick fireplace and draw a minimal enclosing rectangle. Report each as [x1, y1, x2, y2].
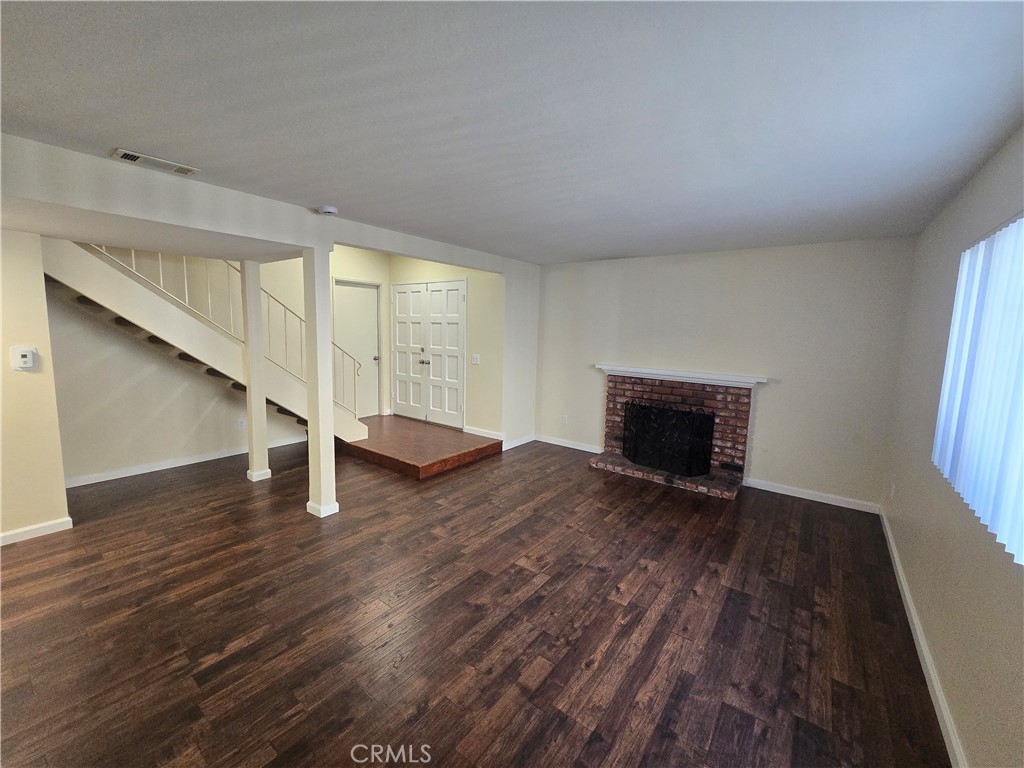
[589, 365, 766, 500]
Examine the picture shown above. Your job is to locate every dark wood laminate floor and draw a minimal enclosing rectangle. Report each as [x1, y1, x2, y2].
[0, 442, 948, 768]
[341, 416, 503, 479]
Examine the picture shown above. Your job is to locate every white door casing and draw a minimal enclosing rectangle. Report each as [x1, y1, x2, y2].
[333, 280, 380, 418]
[392, 280, 466, 428]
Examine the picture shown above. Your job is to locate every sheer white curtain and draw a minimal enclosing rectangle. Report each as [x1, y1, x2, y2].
[933, 215, 1023, 563]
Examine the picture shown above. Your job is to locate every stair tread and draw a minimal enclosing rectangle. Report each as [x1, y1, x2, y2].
[204, 368, 231, 379]
[147, 335, 173, 347]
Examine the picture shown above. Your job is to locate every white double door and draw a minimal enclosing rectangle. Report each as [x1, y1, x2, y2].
[392, 280, 466, 429]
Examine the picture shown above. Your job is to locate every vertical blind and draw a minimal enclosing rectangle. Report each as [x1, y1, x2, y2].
[933, 215, 1023, 564]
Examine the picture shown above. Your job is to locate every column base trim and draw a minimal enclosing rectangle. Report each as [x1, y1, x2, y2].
[307, 501, 339, 518]
[502, 434, 536, 451]
[247, 468, 272, 482]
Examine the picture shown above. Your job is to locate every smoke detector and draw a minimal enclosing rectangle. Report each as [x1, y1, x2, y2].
[317, 205, 339, 216]
[111, 148, 200, 176]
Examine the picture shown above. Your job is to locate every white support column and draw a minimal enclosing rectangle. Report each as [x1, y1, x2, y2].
[303, 246, 338, 517]
[241, 260, 271, 482]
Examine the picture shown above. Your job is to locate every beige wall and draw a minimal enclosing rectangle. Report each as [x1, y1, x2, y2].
[536, 238, 914, 506]
[1, 231, 71, 534]
[332, 244, 391, 286]
[46, 291, 306, 484]
[260, 245, 392, 313]
[389, 254, 505, 434]
[885, 128, 1024, 768]
[259, 258, 306, 317]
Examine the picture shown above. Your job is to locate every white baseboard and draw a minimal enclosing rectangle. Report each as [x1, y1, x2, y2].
[307, 501, 339, 518]
[502, 434, 536, 451]
[880, 512, 965, 767]
[534, 435, 603, 454]
[381, 408, 393, 416]
[246, 468, 272, 482]
[1, 516, 74, 546]
[64, 437, 306, 488]
[464, 425, 505, 441]
[742, 477, 881, 515]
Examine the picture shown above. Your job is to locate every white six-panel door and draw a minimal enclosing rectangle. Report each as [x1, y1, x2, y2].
[392, 280, 465, 428]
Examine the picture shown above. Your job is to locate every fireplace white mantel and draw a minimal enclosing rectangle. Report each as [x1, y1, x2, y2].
[595, 364, 768, 389]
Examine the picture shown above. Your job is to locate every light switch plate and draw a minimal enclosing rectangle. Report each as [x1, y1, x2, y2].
[471, 354, 480, 365]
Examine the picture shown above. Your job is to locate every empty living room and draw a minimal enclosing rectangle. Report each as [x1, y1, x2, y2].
[1, 3, 1022, 767]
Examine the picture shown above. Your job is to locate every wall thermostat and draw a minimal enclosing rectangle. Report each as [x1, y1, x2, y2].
[10, 346, 39, 372]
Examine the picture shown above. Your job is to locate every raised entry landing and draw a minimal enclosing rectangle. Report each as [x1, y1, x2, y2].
[339, 415, 502, 479]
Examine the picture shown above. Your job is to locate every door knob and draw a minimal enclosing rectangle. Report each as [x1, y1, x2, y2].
[373, 355, 380, 362]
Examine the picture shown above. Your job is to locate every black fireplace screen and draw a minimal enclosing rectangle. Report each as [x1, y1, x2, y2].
[622, 401, 714, 477]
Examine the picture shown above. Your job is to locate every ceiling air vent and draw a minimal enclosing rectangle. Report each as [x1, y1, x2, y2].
[111, 148, 200, 177]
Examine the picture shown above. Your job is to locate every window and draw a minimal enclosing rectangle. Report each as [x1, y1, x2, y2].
[933, 215, 1023, 563]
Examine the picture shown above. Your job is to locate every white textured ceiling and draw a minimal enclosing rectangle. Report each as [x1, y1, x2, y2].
[2, 2, 1022, 265]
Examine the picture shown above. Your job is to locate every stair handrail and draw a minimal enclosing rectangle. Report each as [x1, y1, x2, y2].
[82, 243, 361, 418]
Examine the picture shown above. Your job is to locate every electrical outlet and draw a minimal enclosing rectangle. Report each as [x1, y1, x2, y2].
[562, 415, 569, 425]
[238, 418, 246, 431]
[471, 353, 480, 365]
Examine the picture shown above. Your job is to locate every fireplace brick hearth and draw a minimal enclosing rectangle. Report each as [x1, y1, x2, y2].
[589, 373, 757, 499]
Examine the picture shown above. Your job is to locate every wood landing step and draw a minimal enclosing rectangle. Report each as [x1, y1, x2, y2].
[339, 415, 502, 480]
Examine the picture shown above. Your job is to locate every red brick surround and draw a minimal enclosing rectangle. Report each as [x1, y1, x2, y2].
[588, 374, 753, 499]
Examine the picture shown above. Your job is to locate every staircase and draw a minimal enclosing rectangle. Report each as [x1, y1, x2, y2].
[40, 239, 368, 443]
